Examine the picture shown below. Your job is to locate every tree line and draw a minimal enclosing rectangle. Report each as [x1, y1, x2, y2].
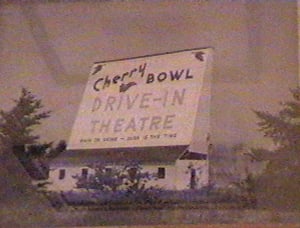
[1, 87, 300, 210]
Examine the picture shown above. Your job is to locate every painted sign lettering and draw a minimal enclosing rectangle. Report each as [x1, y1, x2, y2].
[68, 48, 213, 149]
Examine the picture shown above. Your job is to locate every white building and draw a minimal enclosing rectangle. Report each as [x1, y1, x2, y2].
[47, 146, 208, 192]
[46, 48, 212, 193]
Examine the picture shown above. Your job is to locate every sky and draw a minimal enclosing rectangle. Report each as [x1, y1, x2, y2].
[0, 1, 298, 149]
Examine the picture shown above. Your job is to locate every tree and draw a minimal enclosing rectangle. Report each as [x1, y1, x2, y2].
[251, 87, 300, 209]
[232, 172, 257, 208]
[72, 162, 161, 205]
[26, 142, 53, 159]
[75, 163, 125, 192]
[0, 89, 56, 226]
[0, 88, 51, 148]
[75, 162, 152, 193]
[46, 140, 67, 159]
[0, 88, 53, 180]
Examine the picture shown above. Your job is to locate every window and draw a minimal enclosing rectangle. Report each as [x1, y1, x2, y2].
[81, 168, 88, 178]
[105, 167, 112, 174]
[58, 169, 66, 180]
[127, 167, 138, 181]
[190, 168, 196, 189]
[157, 167, 165, 179]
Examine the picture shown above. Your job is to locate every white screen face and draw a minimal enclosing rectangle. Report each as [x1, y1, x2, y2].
[68, 48, 212, 150]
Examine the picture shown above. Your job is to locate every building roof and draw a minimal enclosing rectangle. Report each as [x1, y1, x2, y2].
[179, 150, 207, 160]
[50, 145, 189, 167]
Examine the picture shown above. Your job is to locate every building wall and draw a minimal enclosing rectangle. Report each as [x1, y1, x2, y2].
[47, 161, 208, 192]
[143, 165, 177, 190]
[47, 165, 94, 192]
[175, 160, 209, 190]
[143, 162, 209, 190]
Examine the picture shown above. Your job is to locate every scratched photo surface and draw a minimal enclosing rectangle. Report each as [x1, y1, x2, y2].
[0, 1, 299, 227]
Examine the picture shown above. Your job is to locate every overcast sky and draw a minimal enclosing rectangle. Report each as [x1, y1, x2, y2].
[0, 1, 298, 149]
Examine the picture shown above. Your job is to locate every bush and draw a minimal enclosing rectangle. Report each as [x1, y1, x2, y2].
[56, 187, 247, 208]
[44, 192, 65, 209]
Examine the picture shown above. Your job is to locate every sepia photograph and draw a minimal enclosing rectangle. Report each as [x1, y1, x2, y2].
[0, 0, 300, 227]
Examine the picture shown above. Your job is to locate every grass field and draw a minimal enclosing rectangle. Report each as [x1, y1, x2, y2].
[2, 205, 300, 227]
